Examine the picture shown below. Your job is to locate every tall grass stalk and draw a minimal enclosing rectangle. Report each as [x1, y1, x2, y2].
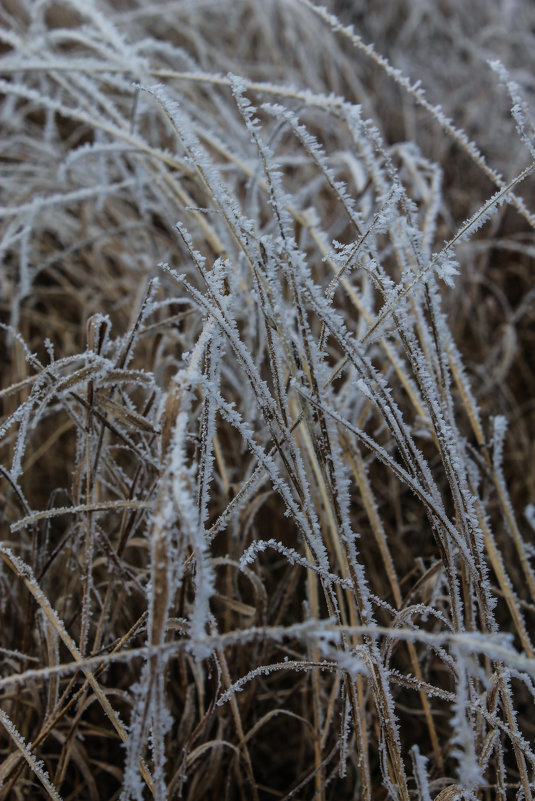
[1, 1, 535, 799]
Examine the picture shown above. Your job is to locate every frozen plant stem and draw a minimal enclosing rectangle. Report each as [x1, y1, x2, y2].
[1, 1, 535, 799]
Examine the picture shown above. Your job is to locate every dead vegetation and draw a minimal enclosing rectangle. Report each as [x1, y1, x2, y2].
[1, 1, 535, 799]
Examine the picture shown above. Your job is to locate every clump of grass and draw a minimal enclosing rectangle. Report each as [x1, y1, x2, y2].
[1, 1, 535, 799]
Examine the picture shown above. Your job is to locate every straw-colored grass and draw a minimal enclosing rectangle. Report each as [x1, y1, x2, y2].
[1, 1, 535, 799]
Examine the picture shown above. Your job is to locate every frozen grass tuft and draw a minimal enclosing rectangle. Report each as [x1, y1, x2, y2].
[1, 1, 535, 799]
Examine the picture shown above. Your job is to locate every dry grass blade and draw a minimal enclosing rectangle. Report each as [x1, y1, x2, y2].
[0, 709, 64, 801]
[1, 1, 534, 799]
[0, 547, 155, 796]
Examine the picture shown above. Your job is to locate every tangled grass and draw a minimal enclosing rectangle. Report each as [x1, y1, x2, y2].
[1, 1, 535, 799]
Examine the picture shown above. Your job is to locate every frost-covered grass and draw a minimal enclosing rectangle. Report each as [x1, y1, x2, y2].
[1, 1, 535, 799]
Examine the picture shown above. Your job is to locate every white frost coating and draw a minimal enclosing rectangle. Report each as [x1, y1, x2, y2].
[159, 317, 218, 662]
[216, 657, 337, 707]
[240, 538, 354, 589]
[449, 646, 483, 793]
[489, 60, 535, 161]
[410, 746, 432, 801]
[493, 414, 508, 471]
[169, 406, 215, 660]
[0, 708, 64, 801]
[121, 325, 220, 800]
[434, 254, 460, 288]
[3, 4, 534, 797]
[525, 504, 535, 531]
